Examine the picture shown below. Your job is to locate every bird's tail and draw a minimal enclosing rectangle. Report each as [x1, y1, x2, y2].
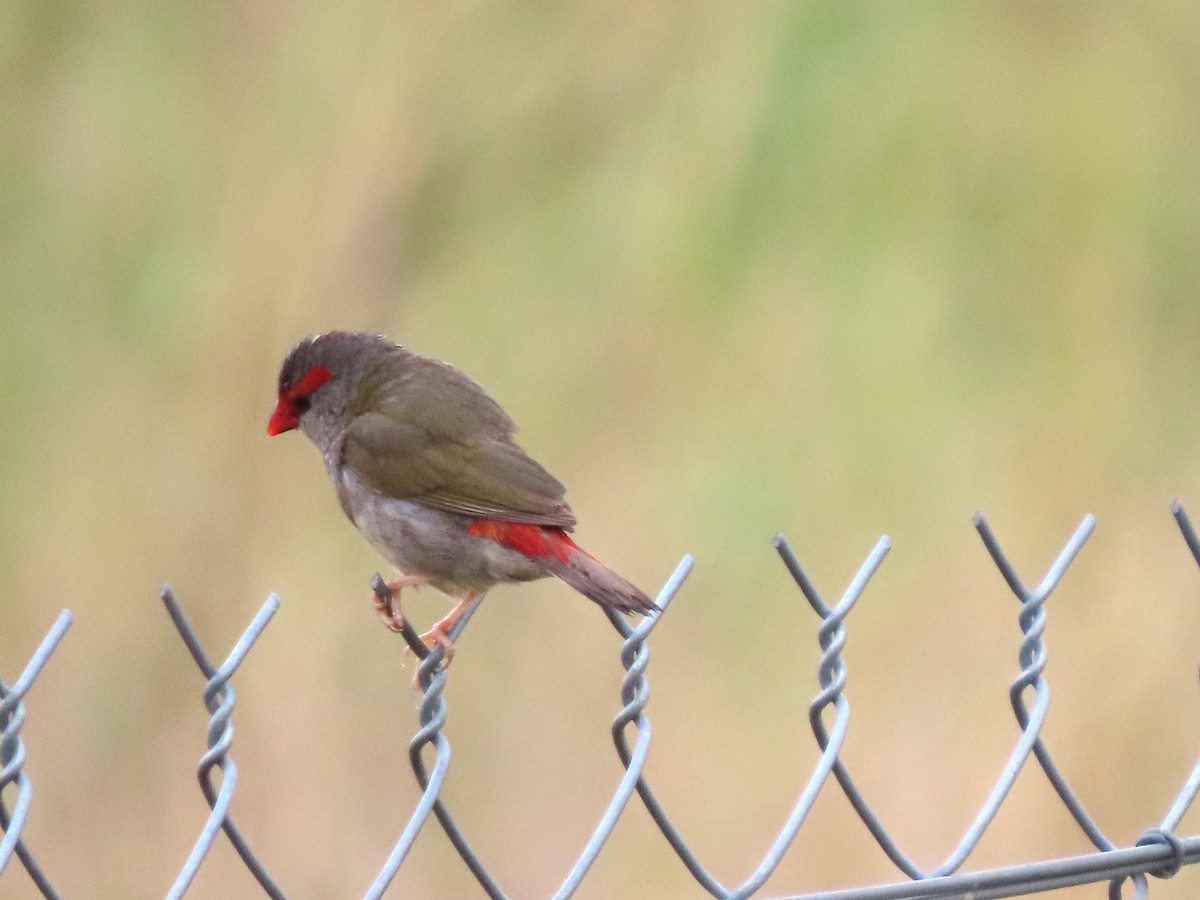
[541, 540, 658, 616]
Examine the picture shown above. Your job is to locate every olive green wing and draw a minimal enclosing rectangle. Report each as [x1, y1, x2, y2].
[340, 359, 576, 528]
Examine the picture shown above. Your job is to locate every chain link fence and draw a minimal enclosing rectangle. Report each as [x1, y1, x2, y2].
[4, 506, 1200, 898]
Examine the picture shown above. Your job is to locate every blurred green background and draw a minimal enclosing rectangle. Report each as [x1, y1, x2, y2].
[4, 3, 1200, 898]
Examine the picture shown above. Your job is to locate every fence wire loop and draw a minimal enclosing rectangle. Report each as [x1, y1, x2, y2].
[5, 506, 1200, 899]
[0, 610, 71, 899]
[159, 587, 285, 900]
[1135, 828, 1185, 880]
[550, 557, 686, 900]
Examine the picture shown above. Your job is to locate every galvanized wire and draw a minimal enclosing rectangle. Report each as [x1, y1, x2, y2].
[160, 587, 286, 900]
[550, 557, 685, 899]
[367, 557, 693, 900]
[3, 507, 1200, 899]
[379, 506, 1197, 898]
[776, 834, 1200, 899]
[605, 544, 887, 900]
[0, 610, 70, 898]
[364, 583, 496, 899]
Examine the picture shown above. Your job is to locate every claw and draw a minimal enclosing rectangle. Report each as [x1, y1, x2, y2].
[372, 591, 405, 633]
[408, 625, 457, 689]
[403, 592, 480, 686]
[407, 623, 456, 662]
[370, 575, 428, 633]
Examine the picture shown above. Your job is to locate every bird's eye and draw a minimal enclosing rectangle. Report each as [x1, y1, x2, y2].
[293, 395, 312, 414]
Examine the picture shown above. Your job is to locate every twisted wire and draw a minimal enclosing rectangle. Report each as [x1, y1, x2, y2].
[1155, 503, 1200, 836]
[161, 588, 285, 900]
[722, 536, 887, 900]
[549, 558, 687, 899]
[1107, 501, 1200, 899]
[975, 515, 1118, 845]
[776, 516, 1095, 884]
[366, 588, 503, 899]
[0, 610, 70, 898]
[604, 538, 891, 899]
[605, 557, 735, 897]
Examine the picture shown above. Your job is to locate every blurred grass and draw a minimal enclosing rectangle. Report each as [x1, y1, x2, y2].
[3, 2, 1200, 897]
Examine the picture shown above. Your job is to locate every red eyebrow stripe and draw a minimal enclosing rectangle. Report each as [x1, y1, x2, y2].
[287, 365, 333, 400]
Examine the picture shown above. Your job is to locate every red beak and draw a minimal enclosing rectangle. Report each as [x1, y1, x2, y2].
[267, 399, 298, 436]
[268, 365, 331, 436]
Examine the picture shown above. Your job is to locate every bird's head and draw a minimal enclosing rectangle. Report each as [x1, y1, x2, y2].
[268, 331, 401, 447]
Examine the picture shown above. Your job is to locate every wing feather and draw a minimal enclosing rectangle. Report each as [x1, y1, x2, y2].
[340, 361, 576, 529]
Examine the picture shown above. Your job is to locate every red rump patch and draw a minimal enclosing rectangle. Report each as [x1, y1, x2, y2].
[467, 520, 576, 563]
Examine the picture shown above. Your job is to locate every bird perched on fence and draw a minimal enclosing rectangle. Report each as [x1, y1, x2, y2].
[267, 331, 656, 663]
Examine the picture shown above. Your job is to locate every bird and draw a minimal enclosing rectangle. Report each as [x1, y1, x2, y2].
[267, 330, 656, 664]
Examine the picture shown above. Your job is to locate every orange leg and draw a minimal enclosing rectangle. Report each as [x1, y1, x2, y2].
[372, 575, 429, 632]
[409, 592, 480, 666]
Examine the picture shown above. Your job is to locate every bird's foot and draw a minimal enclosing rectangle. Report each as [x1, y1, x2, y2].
[412, 624, 456, 663]
[403, 592, 480, 681]
[407, 621, 458, 690]
[372, 575, 428, 633]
